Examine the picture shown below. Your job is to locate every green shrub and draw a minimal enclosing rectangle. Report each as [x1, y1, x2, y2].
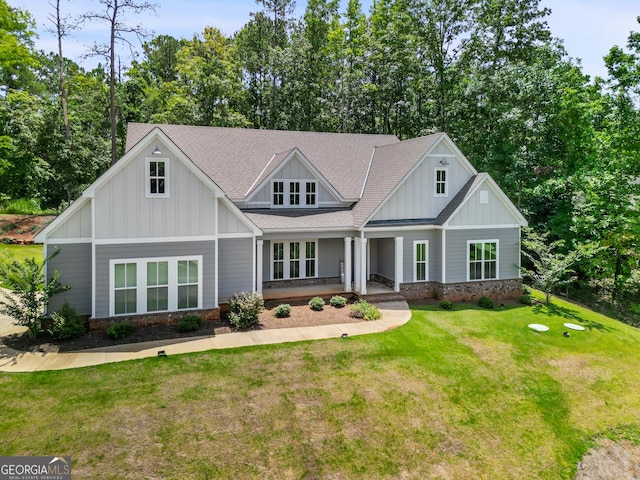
[349, 300, 381, 321]
[273, 303, 291, 318]
[629, 304, 640, 316]
[308, 296, 325, 311]
[48, 301, 86, 340]
[477, 296, 494, 309]
[522, 285, 532, 295]
[439, 300, 453, 310]
[106, 322, 134, 340]
[520, 294, 533, 305]
[329, 295, 347, 308]
[177, 314, 202, 332]
[228, 291, 264, 329]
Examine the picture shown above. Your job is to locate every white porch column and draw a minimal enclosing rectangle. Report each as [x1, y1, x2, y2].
[256, 239, 264, 295]
[394, 236, 404, 293]
[344, 237, 352, 293]
[354, 237, 361, 292]
[359, 237, 368, 295]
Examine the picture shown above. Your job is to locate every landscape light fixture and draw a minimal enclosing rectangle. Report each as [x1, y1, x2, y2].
[158, 350, 167, 357]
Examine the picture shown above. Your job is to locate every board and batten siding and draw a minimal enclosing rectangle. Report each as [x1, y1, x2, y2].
[245, 156, 341, 207]
[94, 241, 216, 318]
[448, 186, 519, 226]
[94, 144, 217, 240]
[218, 202, 251, 234]
[218, 238, 254, 301]
[48, 201, 92, 240]
[46, 243, 92, 315]
[371, 144, 473, 222]
[445, 228, 520, 283]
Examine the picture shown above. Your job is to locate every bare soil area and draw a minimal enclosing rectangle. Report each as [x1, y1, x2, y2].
[3, 302, 360, 353]
[0, 214, 55, 243]
[575, 439, 640, 480]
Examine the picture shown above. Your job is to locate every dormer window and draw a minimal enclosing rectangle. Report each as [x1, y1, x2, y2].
[146, 158, 169, 198]
[271, 179, 318, 207]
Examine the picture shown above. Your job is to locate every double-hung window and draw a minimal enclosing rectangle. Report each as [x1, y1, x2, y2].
[289, 182, 300, 205]
[271, 240, 317, 280]
[271, 180, 318, 207]
[468, 241, 498, 281]
[414, 241, 428, 282]
[110, 256, 202, 316]
[114, 263, 137, 314]
[305, 182, 316, 206]
[273, 181, 284, 205]
[146, 158, 169, 197]
[435, 168, 448, 196]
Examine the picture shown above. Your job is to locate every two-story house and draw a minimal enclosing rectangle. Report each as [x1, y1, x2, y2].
[36, 123, 527, 325]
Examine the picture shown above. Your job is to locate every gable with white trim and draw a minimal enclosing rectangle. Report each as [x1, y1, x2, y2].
[47, 200, 91, 240]
[242, 153, 344, 208]
[447, 177, 526, 227]
[371, 143, 474, 222]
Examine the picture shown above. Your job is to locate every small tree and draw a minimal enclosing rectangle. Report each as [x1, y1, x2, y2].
[0, 250, 69, 340]
[520, 229, 584, 304]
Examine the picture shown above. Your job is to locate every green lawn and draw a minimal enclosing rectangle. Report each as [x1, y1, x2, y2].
[0, 244, 43, 264]
[1, 294, 640, 479]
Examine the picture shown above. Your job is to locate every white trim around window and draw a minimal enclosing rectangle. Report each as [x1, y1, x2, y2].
[145, 157, 170, 198]
[270, 240, 318, 280]
[467, 240, 499, 281]
[109, 255, 203, 316]
[434, 167, 448, 197]
[413, 240, 429, 282]
[271, 179, 318, 208]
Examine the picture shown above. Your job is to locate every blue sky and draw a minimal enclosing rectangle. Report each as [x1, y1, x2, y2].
[10, 0, 640, 80]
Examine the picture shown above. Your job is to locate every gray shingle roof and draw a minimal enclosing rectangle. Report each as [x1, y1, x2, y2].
[434, 173, 484, 225]
[126, 123, 399, 201]
[352, 133, 444, 227]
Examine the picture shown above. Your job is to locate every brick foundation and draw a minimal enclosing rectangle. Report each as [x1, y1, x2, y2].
[437, 279, 523, 302]
[89, 308, 220, 332]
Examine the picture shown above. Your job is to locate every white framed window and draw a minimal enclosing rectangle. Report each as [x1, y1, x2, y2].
[289, 181, 300, 205]
[146, 158, 169, 198]
[468, 240, 498, 281]
[305, 181, 316, 205]
[435, 168, 448, 197]
[271, 240, 318, 280]
[271, 179, 318, 208]
[414, 241, 429, 282]
[110, 256, 202, 316]
[273, 181, 284, 205]
[114, 262, 137, 314]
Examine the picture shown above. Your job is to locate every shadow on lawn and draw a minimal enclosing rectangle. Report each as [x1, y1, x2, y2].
[532, 301, 613, 332]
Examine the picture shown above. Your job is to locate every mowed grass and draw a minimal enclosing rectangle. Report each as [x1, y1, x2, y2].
[2, 294, 640, 479]
[0, 244, 43, 264]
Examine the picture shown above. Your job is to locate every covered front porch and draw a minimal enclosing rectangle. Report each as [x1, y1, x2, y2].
[260, 281, 399, 303]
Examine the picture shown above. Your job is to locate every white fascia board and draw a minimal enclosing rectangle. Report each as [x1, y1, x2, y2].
[442, 174, 528, 228]
[430, 133, 478, 176]
[34, 195, 91, 243]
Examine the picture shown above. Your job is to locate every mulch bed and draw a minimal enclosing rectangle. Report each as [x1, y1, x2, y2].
[3, 302, 362, 353]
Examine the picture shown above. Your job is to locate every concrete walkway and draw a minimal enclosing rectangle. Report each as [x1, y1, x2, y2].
[0, 301, 411, 372]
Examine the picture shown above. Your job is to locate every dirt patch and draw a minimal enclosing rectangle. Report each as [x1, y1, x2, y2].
[575, 439, 640, 479]
[0, 214, 55, 243]
[3, 302, 361, 352]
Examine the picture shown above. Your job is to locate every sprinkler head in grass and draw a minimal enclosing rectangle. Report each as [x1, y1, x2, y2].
[563, 332, 570, 338]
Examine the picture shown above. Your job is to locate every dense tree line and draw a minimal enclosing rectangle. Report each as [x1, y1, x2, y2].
[0, 0, 638, 315]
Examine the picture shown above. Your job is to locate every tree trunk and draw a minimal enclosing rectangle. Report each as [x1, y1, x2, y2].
[55, 0, 70, 141]
[109, 1, 118, 165]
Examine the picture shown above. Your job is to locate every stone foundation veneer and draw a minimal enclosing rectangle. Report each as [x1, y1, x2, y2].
[89, 308, 220, 332]
[396, 278, 523, 301]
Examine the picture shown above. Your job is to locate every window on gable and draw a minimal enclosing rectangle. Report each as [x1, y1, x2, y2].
[306, 182, 316, 205]
[146, 158, 169, 198]
[414, 241, 428, 282]
[435, 168, 448, 196]
[289, 182, 300, 205]
[273, 181, 284, 205]
[469, 241, 498, 281]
